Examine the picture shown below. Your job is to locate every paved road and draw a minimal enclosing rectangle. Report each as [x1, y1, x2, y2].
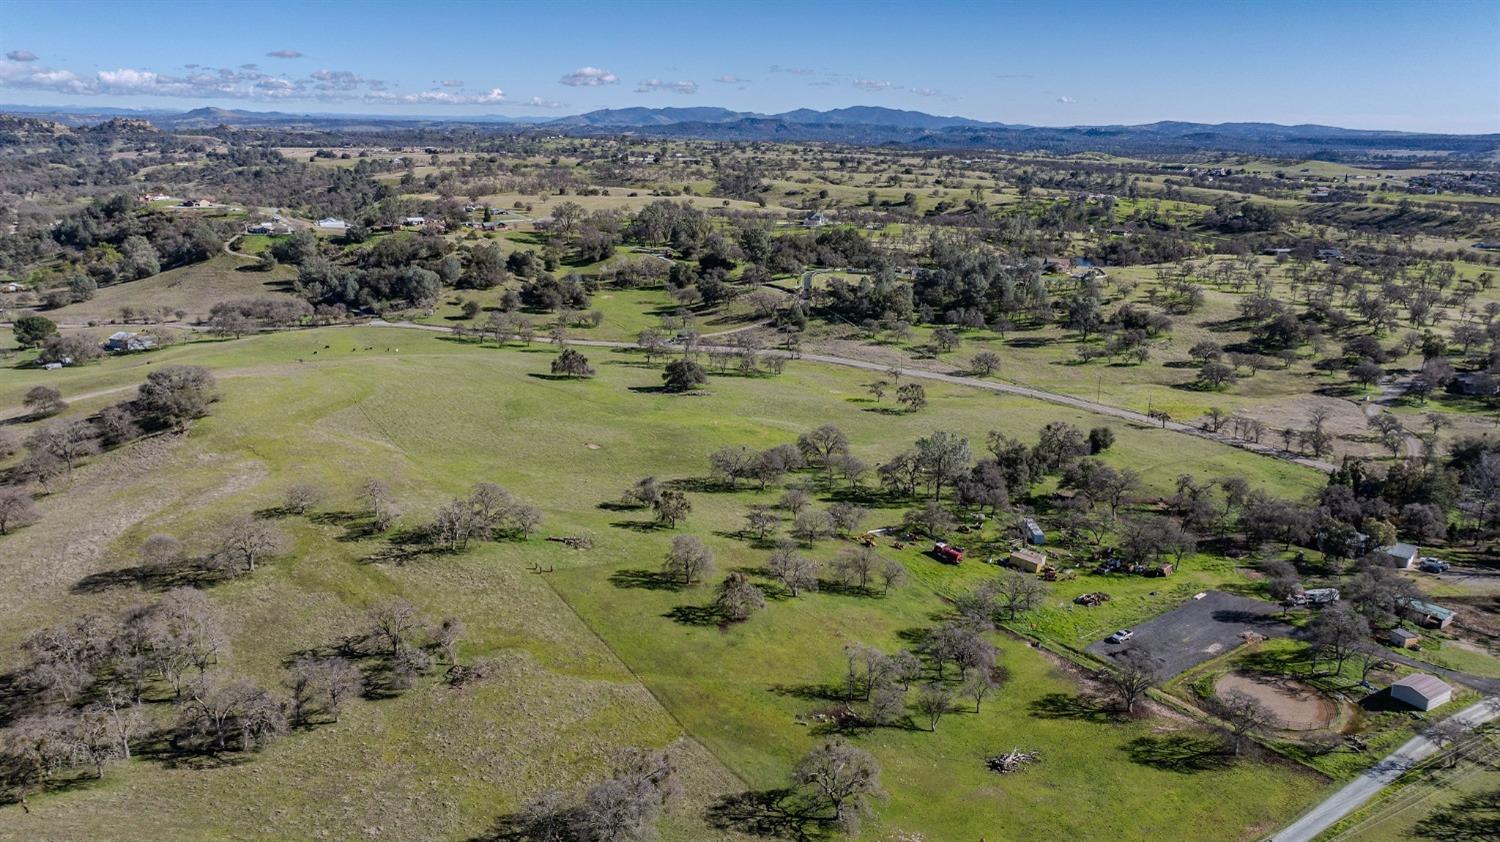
[1269, 697, 1500, 842]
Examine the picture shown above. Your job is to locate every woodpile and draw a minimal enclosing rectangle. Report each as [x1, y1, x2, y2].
[985, 749, 1041, 774]
[546, 536, 593, 549]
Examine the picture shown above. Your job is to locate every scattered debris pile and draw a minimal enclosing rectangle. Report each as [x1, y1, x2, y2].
[985, 748, 1041, 774]
[1073, 592, 1111, 607]
[546, 536, 594, 549]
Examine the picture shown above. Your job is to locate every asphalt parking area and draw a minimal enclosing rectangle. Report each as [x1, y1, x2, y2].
[1085, 590, 1295, 678]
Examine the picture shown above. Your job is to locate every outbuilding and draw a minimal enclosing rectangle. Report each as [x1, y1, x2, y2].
[1386, 628, 1421, 649]
[1389, 673, 1453, 711]
[1404, 599, 1456, 629]
[1021, 517, 1046, 545]
[1006, 548, 1048, 574]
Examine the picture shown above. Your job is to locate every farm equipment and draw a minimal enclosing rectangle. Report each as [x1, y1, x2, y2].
[1073, 592, 1111, 607]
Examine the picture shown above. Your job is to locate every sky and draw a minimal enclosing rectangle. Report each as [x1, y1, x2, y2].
[1, 0, 1497, 133]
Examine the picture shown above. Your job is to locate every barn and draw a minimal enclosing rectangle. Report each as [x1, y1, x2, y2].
[1389, 674, 1453, 711]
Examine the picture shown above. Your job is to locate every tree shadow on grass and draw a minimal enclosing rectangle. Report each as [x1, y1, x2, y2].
[72, 560, 227, 595]
[664, 604, 722, 627]
[608, 568, 685, 591]
[768, 682, 849, 703]
[704, 788, 833, 841]
[1414, 788, 1500, 841]
[309, 509, 383, 542]
[1027, 692, 1120, 724]
[609, 519, 668, 533]
[1123, 733, 1233, 773]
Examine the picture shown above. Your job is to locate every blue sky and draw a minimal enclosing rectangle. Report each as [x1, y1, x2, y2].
[2, 0, 1497, 132]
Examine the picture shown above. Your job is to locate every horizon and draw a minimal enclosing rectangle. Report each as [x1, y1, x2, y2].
[2, 0, 1498, 134]
[5, 100, 1499, 137]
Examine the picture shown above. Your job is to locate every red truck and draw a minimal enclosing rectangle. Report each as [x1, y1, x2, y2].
[933, 542, 964, 564]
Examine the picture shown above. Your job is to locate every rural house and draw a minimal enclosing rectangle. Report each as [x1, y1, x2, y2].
[1374, 543, 1420, 569]
[315, 217, 349, 231]
[1389, 673, 1453, 711]
[105, 331, 156, 353]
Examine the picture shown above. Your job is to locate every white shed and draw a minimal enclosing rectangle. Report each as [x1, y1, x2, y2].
[1389, 673, 1453, 711]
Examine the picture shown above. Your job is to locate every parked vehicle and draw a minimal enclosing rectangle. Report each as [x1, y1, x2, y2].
[1419, 559, 1450, 573]
[1105, 629, 1134, 644]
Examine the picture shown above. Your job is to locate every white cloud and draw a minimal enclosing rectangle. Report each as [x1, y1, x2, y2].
[853, 79, 892, 92]
[1056, 95, 1076, 104]
[714, 74, 748, 84]
[6, 50, 38, 62]
[559, 66, 617, 87]
[770, 65, 816, 76]
[373, 87, 506, 105]
[636, 78, 698, 94]
[909, 86, 940, 97]
[267, 49, 302, 59]
[519, 95, 563, 108]
[0, 57, 510, 106]
[441, 79, 464, 88]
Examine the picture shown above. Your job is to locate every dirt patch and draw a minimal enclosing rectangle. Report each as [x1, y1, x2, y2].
[1215, 672, 1337, 731]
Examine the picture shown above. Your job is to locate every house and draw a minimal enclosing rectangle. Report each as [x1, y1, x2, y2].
[1006, 548, 1048, 574]
[1389, 673, 1453, 711]
[1386, 628, 1421, 649]
[105, 331, 156, 353]
[1474, 240, 1500, 251]
[401, 216, 426, 227]
[1447, 372, 1498, 397]
[933, 542, 964, 564]
[1, 282, 21, 294]
[1021, 517, 1046, 546]
[1404, 599, 1456, 629]
[1261, 247, 1293, 257]
[1042, 257, 1073, 274]
[1375, 543, 1420, 569]
[802, 212, 828, 228]
[179, 199, 212, 208]
[1317, 248, 1345, 260]
[315, 217, 349, 231]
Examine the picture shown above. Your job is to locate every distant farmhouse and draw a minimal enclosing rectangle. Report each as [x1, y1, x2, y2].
[105, 331, 156, 353]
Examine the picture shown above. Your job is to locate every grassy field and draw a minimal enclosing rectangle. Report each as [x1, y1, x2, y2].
[0, 326, 1333, 839]
[44, 255, 302, 324]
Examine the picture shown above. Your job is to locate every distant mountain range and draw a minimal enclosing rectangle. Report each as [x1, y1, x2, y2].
[3, 103, 1496, 157]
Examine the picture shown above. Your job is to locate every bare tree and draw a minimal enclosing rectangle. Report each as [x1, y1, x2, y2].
[879, 559, 908, 595]
[832, 546, 881, 591]
[284, 656, 363, 724]
[768, 542, 820, 596]
[283, 483, 325, 515]
[138, 534, 185, 569]
[0, 489, 39, 535]
[1098, 649, 1161, 715]
[745, 505, 779, 540]
[791, 740, 884, 833]
[715, 572, 766, 622]
[365, 598, 423, 658]
[214, 515, 290, 574]
[1207, 690, 1282, 755]
[915, 683, 954, 731]
[663, 535, 714, 586]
